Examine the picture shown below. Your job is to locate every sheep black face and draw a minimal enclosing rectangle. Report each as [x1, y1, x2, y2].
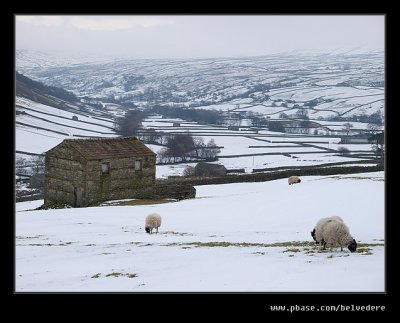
[348, 239, 357, 252]
[311, 229, 317, 243]
[298, 179, 301, 183]
[145, 227, 151, 234]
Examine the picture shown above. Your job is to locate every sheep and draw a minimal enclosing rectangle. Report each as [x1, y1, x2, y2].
[311, 216, 343, 244]
[145, 213, 162, 234]
[318, 219, 357, 252]
[288, 176, 301, 185]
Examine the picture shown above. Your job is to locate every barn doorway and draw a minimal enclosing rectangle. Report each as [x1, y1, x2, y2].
[74, 187, 82, 207]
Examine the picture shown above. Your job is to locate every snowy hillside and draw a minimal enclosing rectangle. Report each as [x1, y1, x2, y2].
[16, 49, 117, 69]
[16, 50, 384, 120]
[16, 172, 384, 292]
[16, 96, 118, 155]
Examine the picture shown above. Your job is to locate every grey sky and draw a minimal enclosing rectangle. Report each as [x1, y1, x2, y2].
[16, 15, 384, 59]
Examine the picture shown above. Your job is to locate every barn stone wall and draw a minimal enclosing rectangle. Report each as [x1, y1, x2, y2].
[85, 156, 155, 206]
[44, 142, 86, 206]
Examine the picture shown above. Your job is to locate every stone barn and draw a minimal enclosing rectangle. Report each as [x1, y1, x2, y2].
[44, 137, 156, 207]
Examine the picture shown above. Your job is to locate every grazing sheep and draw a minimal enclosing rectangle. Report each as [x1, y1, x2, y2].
[311, 216, 343, 244]
[145, 213, 162, 234]
[288, 176, 301, 185]
[315, 218, 357, 252]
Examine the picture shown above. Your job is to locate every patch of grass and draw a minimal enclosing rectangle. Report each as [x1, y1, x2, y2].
[283, 248, 301, 253]
[103, 272, 138, 278]
[252, 251, 266, 255]
[58, 242, 74, 246]
[91, 273, 101, 278]
[327, 175, 383, 181]
[357, 247, 374, 255]
[26, 243, 55, 247]
[358, 242, 384, 247]
[166, 241, 319, 248]
[101, 199, 176, 206]
[160, 240, 384, 256]
[85, 244, 96, 246]
[305, 249, 318, 254]
[106, 272, 124, 277]
[184, 241, 261, 248]
[327, 254, 335, 259]
[162, 231, 193, 236]
[35, 202, 71, 210]
[288, 254, 294, 257]
[16, 235, 42, 239]
[271, 241, 317, 247]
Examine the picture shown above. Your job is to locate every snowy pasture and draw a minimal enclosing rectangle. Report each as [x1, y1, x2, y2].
[138, 117, 376, 178]
[15, 109, 377, 181]
[16, 172, 384, 292]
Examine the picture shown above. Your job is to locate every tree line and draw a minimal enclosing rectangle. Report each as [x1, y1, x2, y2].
[157, 134, 220, 164]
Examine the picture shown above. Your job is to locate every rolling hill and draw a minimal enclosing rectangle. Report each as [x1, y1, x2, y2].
[17, 49, 384, 120]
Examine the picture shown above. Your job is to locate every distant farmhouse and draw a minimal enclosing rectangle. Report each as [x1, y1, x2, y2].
[44, 137, 156, 207]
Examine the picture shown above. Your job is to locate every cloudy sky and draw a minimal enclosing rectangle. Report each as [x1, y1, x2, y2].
[15, 15, 384, 59]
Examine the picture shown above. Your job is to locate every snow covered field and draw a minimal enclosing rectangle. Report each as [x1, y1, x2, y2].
[16, 172, 384, 292]
[16, 110, 377, 179]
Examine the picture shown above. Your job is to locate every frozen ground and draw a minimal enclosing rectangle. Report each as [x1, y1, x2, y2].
[16, 172, 384, 292]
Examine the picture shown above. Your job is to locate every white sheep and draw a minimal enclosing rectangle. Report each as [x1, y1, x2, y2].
[311, 216, 343, 244]
[318, 219, 357, 252]
[288, 176, 301, 185]
[145, 213, 162, 234]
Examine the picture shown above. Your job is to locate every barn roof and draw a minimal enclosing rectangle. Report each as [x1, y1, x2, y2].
[49, 137, 156, 160]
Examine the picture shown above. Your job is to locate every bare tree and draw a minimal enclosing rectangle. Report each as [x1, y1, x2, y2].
[165, 133, 195, 162]
[296, 109, 309, 120]
[337, 147, 350, 156]
[115, 110, 146, 136]
[369, 131, 384, 159]
[204, 139, 221, 160]
[142, 128, 161, 144]
[32, 155, 45, 175]
[343, 122, 354, 136]
[193, 137, 205, 158]
[367, 123, 380, 135]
